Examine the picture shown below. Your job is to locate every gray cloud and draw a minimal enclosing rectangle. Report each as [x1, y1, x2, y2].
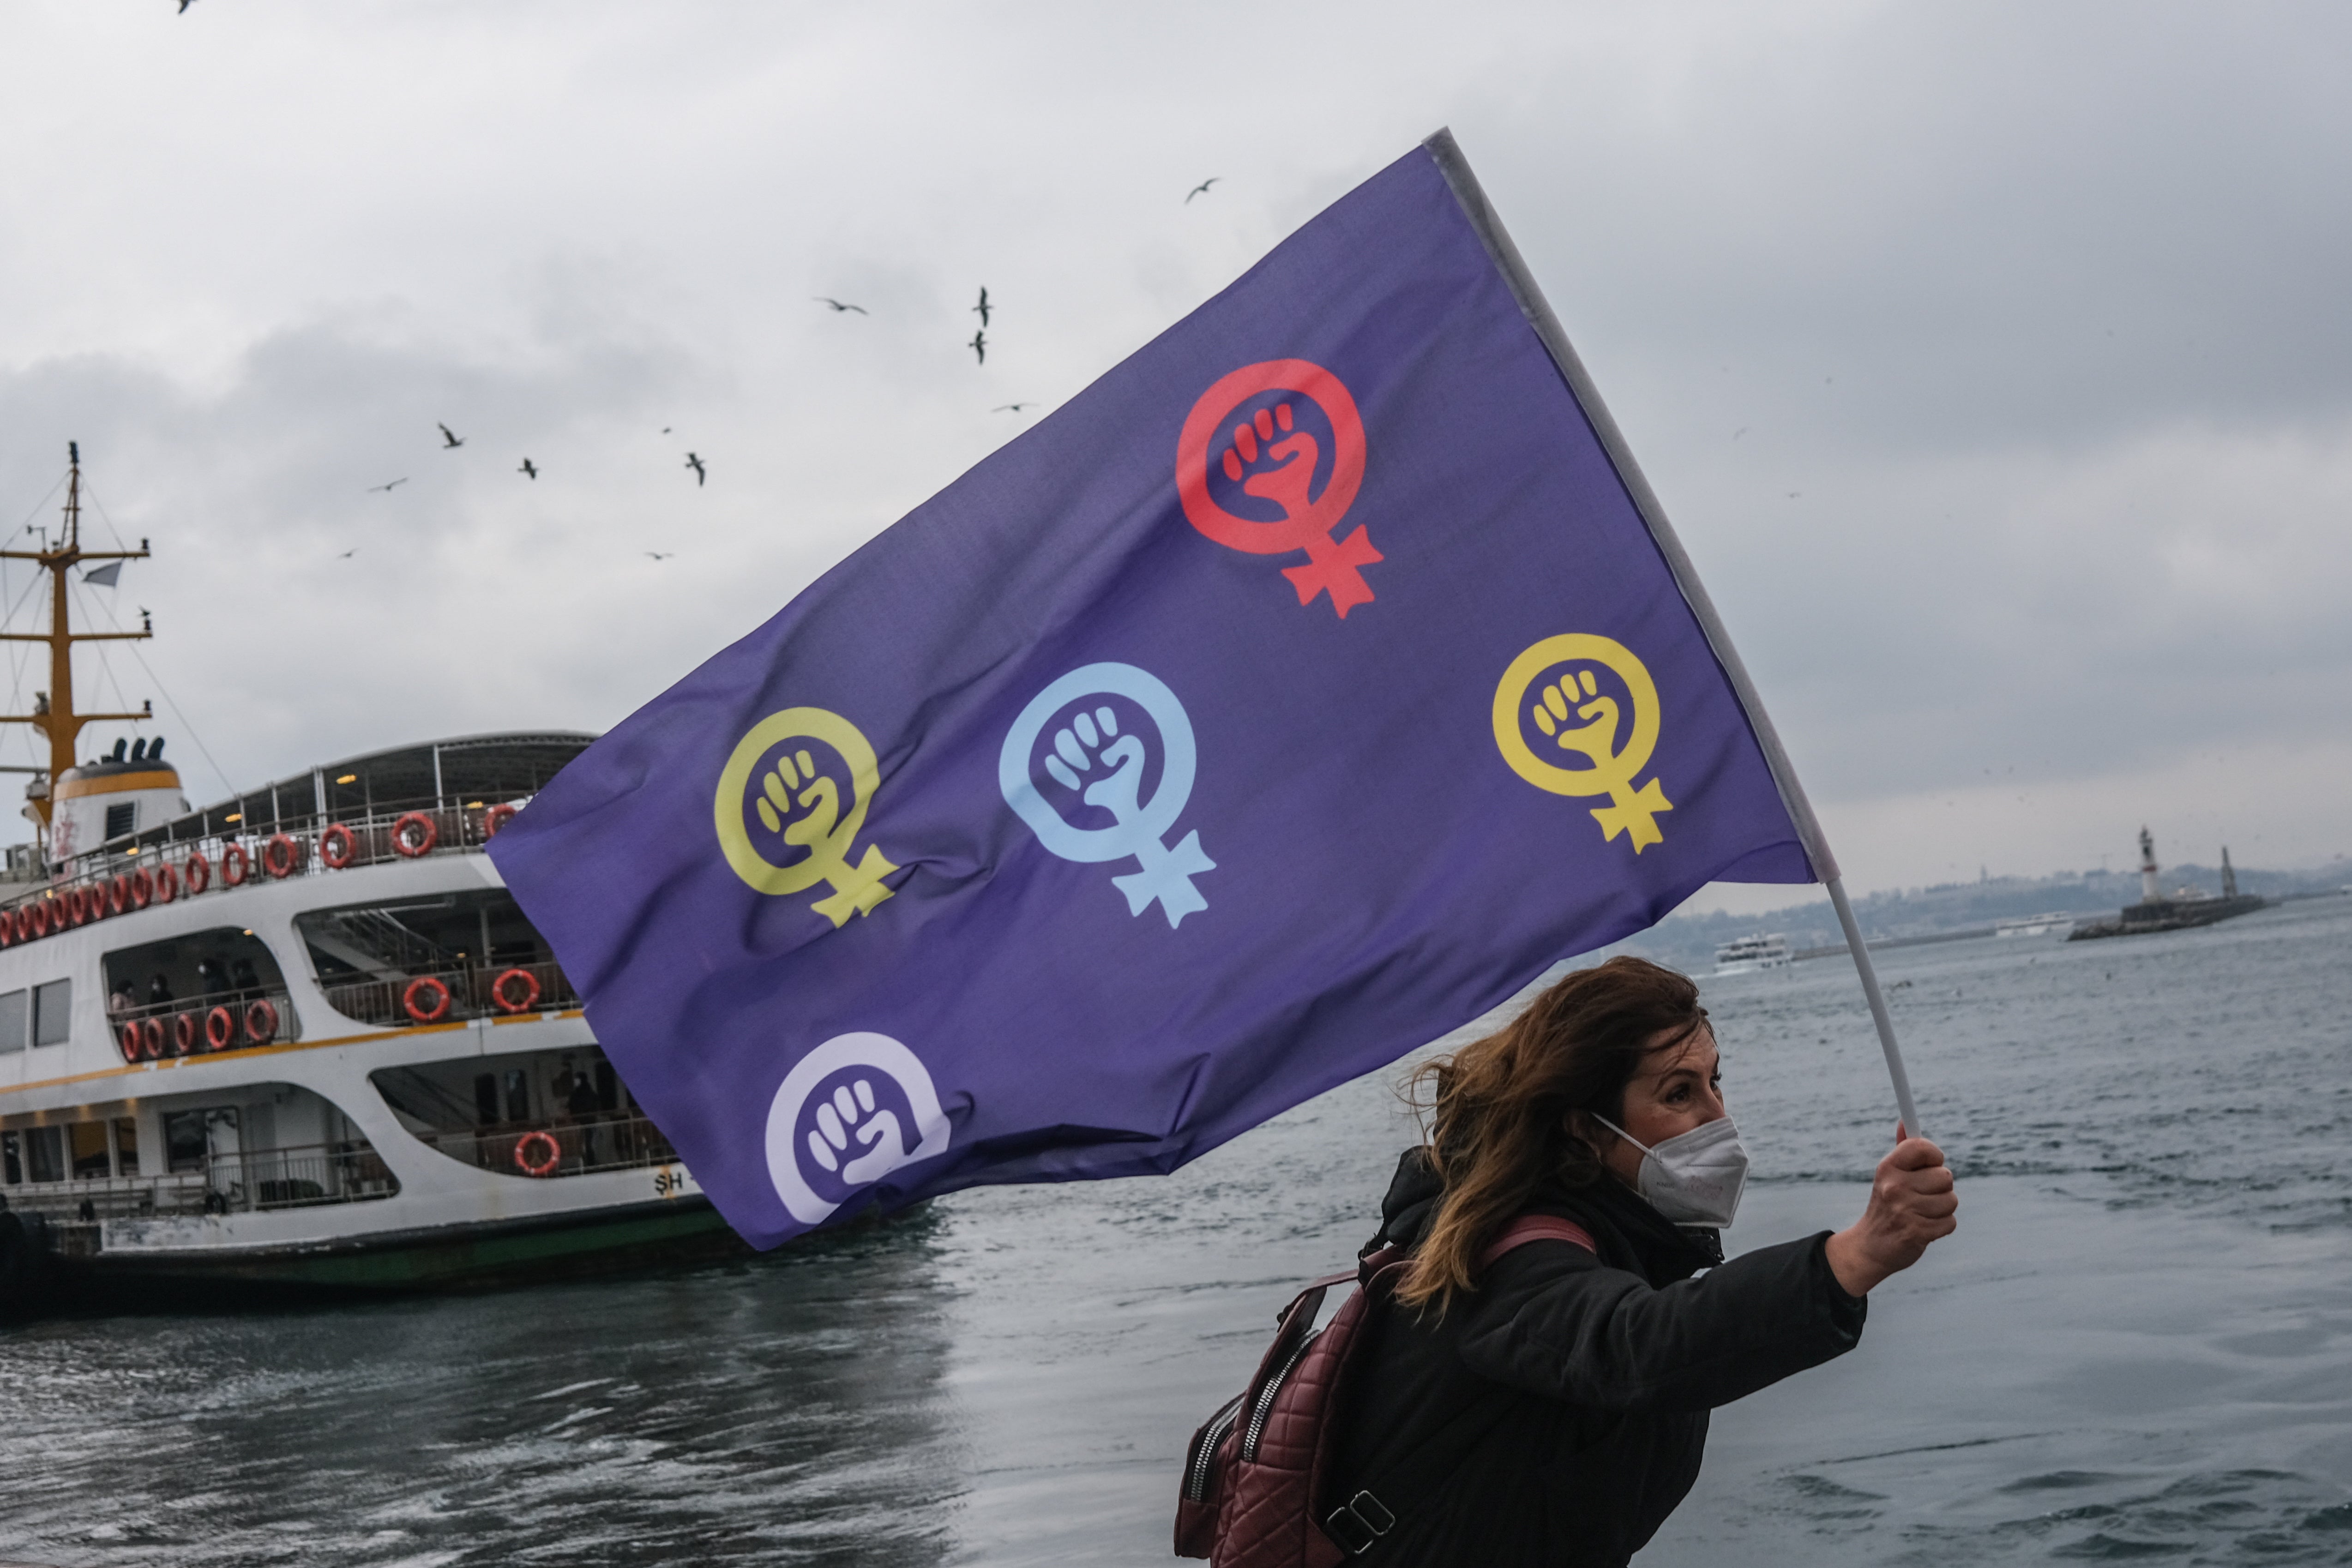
[0, 0, 2344, 889]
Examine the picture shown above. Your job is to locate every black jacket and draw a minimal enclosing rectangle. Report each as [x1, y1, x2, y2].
[1330, 1148, 1867, 1567]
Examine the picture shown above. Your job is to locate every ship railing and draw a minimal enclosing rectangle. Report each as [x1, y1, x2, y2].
[3, 1138, 399, 1222]
[405, 1112, 679, 1181]
[318, 958, 578, 1029]
[15, 793, 536, 928]
[106, 986, 303, 1061]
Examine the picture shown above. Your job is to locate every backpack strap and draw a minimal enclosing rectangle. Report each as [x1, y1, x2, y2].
[1478, 1214, 1596, 1271]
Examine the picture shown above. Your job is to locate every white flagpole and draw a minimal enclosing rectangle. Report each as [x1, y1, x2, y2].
[1423, 127, 1924, 1140]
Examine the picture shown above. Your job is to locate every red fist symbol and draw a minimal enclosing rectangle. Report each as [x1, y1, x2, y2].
[1176, 359, 1380, 618]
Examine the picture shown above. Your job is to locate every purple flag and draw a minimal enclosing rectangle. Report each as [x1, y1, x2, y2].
[490, 133, 1821, 1249]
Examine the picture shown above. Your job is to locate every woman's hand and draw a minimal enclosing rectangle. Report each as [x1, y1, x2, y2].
[1823, 1127, 1957, 1298]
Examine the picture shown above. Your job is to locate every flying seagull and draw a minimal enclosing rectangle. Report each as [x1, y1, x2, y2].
[813, 297, 868, 314]
[365, 478, 408, 493]
[518, 458, 538, 480]
[178, 0, 195, 11]
[992, 403, 1033, 414]
[1186, 177, 1220, 203]
[438, 423, 465, 449]
[968, 330, 987, 365]
[973, 287, 992, 328]
[684, 452, 707, 487]
[336, 548, 357, 559]
[645, 552, 674, 560]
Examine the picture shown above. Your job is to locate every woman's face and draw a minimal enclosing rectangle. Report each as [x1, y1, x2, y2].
[1585, 1023, 1725, 1189]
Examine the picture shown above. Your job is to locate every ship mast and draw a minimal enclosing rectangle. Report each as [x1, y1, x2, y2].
[0, 443, 154, 835]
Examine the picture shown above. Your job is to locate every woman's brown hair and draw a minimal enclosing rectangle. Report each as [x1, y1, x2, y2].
[1395, 956, 1708, 1314]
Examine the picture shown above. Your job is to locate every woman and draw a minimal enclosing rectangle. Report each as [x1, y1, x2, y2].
[1331, 956, 1956, 1566]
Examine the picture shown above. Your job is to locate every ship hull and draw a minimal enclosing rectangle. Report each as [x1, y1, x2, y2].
[49, 1196, 746, 1302]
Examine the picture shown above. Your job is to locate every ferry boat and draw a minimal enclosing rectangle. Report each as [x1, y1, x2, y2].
[1993, 912, 2076, 939]
[1712, 933, 1791, 976]
[0, 449, 733, 1311]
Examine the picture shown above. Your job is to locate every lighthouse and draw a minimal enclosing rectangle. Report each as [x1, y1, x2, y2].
[2139, 825, 2161, 906]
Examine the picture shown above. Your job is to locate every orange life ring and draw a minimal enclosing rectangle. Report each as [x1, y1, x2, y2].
[243, 998, 279, 1045]
[108, 875, 131, 914]
[79, 884, 104, 922]
[171, 1011, 198, 1056]
[489, 967, 541, 1015]
[29, 901, 50, 937]
[155, 863, 180, 904]
[205, 1005, 237, 1051]
[118, 1021, 140, 1061]
[222, 841, 250, 887]
[391, 811, 438, 858]
[184, 853, 211, 895]
[11, 908, 29, 943]
[514, 1129, 562, 1178]
[64, 888, 85, 926]
[129, 868, 153, 909]
[140, 1017, 165, 1060]
[320, 823, 357, 869]
[263, 834, 300, 879]
[482, 803, 519, 840]
[402, 975, 452, 1024]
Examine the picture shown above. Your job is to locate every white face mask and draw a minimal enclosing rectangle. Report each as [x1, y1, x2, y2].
[1593, 1113, 1749, 1229]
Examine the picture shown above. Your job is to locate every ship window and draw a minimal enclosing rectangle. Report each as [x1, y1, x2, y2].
[113, 1117, 139, 1177]
[299, 890, 573, 1027]
[69, 1122, 110, 1180]
[1, 1131, 19, 1184]
[103, 930, 285, 1014]
[375, 1047, 627, 1136]
[163, 1111, 207, 1173]
[25, 1125, 63, 1183]
[105, 801, 136, 840]
[31, 980, 70, 1047]
[0, 989, 23, 1053]
[296, 889, 547, 981]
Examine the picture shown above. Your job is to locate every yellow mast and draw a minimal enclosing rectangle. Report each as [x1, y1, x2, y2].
[0, 443, 154, 829]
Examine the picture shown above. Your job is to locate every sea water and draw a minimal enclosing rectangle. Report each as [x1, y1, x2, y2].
[0, 897, 2346, 1565]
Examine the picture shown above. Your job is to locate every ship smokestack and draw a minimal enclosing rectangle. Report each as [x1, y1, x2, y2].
[2140, 825, 2161, 906]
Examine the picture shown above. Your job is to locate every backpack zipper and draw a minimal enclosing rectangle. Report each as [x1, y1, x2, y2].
[1241, 1329, 1320, 1462]
[1184, 1394, 1247, 1503]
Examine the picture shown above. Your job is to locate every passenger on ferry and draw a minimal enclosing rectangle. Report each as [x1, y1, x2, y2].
[147, 973, 174, 1007]
[196, 956, 229, 996]
[108, 984, 135, 1017]
[231, 957, 259, 998]
[567, 1068, 603, 1165]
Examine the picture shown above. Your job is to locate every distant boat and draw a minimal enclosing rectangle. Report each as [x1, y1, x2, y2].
[1994, 912, 2076, 938]
[1714, 933, 1791, 975]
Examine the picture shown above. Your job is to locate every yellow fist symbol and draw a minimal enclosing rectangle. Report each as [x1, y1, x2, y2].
[716, 708, 900, 925]
[1492, 634, 1673, 852]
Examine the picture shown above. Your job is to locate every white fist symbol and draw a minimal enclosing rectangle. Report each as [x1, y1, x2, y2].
[804, 1078, 907, 1186]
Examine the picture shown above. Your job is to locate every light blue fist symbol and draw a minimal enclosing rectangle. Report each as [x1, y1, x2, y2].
[1000, 662, 1216, 928]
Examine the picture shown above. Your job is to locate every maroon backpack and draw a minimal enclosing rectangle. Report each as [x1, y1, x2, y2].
[1174, 1214, 1596, 1565]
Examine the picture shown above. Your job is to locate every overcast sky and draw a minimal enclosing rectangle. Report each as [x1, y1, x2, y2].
[1, 2, 2345, 909]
